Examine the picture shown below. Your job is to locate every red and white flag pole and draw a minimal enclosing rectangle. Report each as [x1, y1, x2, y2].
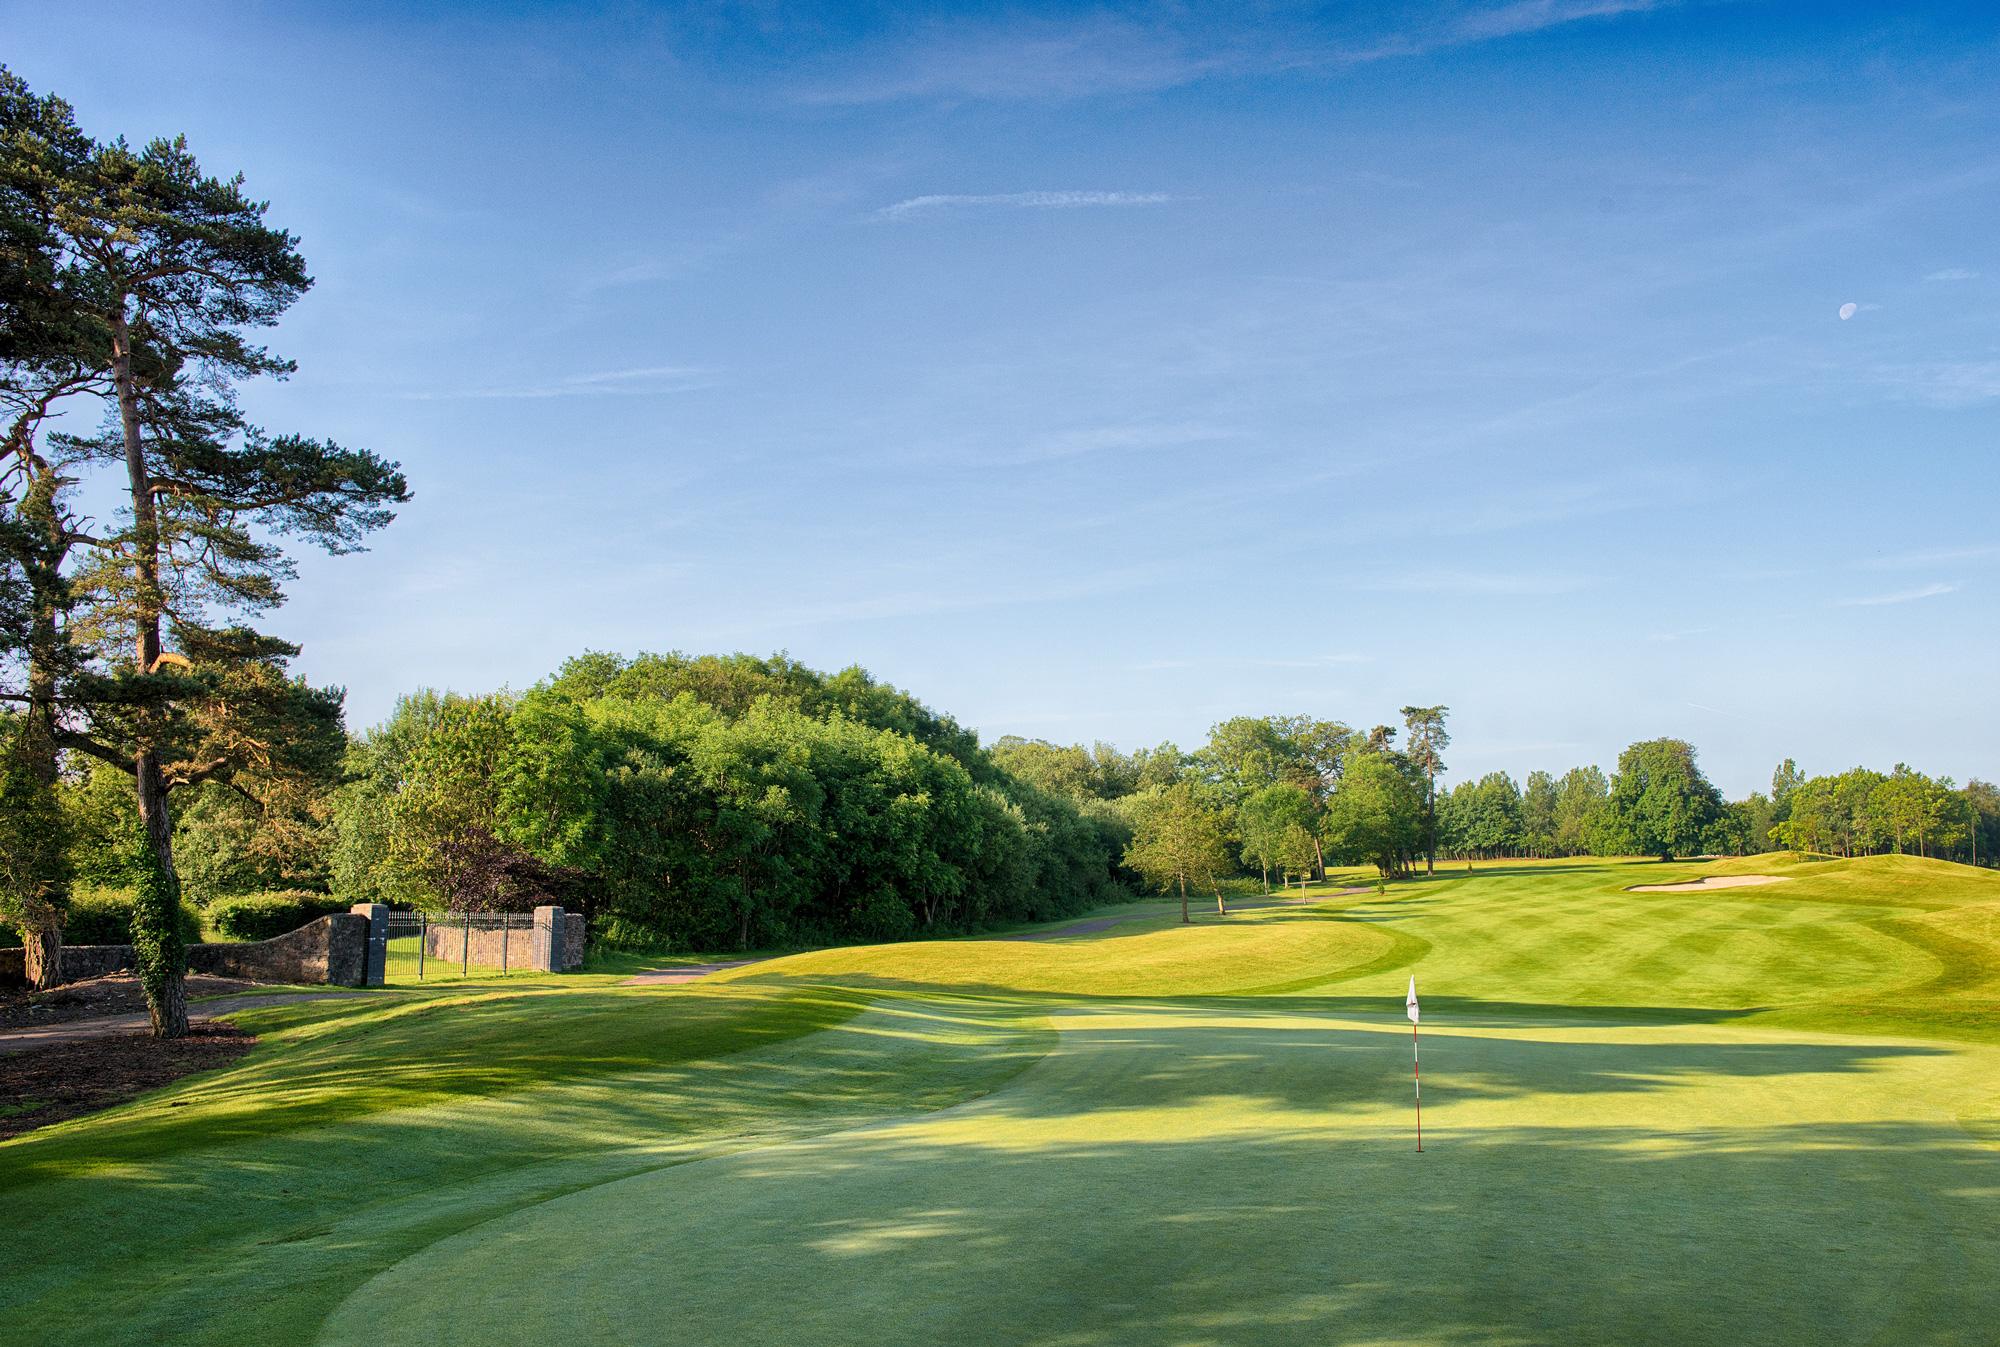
[1406, 975, 1423, 1152]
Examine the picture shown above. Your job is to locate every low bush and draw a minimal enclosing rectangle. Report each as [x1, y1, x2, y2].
[64, 886, 201, 946]
[208, 890, 349, 942]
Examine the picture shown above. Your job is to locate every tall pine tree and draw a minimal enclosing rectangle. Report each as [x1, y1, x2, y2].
[3, 68, 408, 1034]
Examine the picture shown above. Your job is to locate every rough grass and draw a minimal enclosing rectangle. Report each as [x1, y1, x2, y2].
[2, 854, 1996, 1347]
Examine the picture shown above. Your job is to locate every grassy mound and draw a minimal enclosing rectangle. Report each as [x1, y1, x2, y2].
[715, 902, 1402, 997]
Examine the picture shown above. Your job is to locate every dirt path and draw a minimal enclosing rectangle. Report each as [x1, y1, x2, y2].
[0, 990, 364, 1053]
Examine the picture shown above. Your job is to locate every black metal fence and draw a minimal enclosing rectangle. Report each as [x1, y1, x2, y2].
[383, 911, 538, 983]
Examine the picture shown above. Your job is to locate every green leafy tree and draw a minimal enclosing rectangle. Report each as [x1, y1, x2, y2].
[1238, 782, 1315, 891]
[1963, 780, 1999, 867]
[1771, 758, 1805, 823]
[1553, 765, 1610, 856]
[1608, 739, 1723, 862]
[331, 690, 444, 907]
[384, 694, 517, 911]
[1399, 705, 1449, 873]
[1522, 769, 1558, 857]
[1125, 781, 1231, 923]
[1463, 772, 1525, 858]
[1321, 752, 1422, 878]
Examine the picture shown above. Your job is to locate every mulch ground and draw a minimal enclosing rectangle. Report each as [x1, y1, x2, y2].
[0, 971, 257, 1032]
[0, 1024, 255, 1140]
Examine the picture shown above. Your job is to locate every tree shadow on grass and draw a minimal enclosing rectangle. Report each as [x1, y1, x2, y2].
[367, 1115, 2000, 1347]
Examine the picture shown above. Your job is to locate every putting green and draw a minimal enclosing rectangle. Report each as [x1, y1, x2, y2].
[3, 855, 1996, 1347]
[321, 1005, 1998, 1347]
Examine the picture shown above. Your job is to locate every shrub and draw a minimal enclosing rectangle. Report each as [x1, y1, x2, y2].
[64, 886, 201, 946]
[208, 890, 349, 942]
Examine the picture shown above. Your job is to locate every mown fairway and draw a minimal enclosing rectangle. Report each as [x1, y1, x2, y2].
[3, 854, 1997, 1347]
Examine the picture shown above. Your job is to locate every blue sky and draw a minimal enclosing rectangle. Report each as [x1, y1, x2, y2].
[7, 1, 1997, 796]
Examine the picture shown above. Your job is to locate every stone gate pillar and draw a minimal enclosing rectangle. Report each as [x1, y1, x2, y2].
[348, 903, 388, 987]
[531, 906, 562, 973]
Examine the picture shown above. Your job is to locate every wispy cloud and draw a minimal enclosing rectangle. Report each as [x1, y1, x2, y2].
[1351, 570, 1593, 596]
[406, 365, 714, 400]
[877, 190, 1175, 219]
[1647, 626, 1715, 643]
[1835, 582, 1958, 607]
[1869, 360, 2000, 408]
[1857, 543, 2000, 570]
[1132, 653, 1370, 671]
[1005, 421, 1232, 464]
[794, 16, 1220, 105]
[1453, 0, 1669, 41]
[1925, 268, 1980, 281]
[798, 3, 1676, 106]
[698, 565, 1169, 637]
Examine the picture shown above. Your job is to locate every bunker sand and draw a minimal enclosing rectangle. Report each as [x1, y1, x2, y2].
[1629, 875, 1792, 893]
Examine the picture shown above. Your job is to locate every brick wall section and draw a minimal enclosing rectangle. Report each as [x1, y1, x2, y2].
[0, 914, 367, 989]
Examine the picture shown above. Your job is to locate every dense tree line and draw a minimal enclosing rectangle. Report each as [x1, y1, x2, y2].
[330, 653, 1126, 949]
[17, 650, 2000, 968]
[1766, 760, 1993, 863]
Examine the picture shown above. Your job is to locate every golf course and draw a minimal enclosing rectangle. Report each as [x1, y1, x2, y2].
[2, 852, 1994, 1347]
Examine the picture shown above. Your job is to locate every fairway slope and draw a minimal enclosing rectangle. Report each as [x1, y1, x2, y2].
[3, 858, 1995, 1347]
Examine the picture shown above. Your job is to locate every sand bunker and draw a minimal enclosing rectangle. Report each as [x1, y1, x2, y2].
[1628, 875, 1791, 893]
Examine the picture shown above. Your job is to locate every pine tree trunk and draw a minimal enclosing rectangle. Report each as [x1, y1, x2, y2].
[16, 488, 69, 991]
[146, 957, 188, 1037]
[133, 749, 189, 1037]
[112, 313, 189, 1039]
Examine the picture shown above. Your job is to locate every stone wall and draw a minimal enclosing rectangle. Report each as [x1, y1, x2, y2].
[188, 915, 368, 987]
[0, 944, 137, 987]
[0, 914, 368, 989]
[560, 913, 587, 970]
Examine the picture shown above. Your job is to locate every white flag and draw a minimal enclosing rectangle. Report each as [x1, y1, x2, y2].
[1406, 976, 1420, 1024]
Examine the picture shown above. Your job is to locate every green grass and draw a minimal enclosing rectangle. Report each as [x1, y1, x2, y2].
[3, 854, 1996, 1346]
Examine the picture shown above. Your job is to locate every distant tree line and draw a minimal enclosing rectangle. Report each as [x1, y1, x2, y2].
[1013, 715, 2000, 892]
[20, 657, 2000, 963]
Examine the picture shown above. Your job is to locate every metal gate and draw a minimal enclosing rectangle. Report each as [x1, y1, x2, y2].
[384, 911, 538, 983]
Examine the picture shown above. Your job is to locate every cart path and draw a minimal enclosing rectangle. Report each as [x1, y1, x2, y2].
[623, 961, 765, 987]
[0, 991, 365, 1053]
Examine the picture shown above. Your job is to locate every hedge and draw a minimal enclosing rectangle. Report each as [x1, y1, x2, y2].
[64, 886, 202, 946]
[208, 891, 350, 942]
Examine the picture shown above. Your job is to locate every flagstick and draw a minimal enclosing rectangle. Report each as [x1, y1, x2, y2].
[1412, 1018, 1423, 1152]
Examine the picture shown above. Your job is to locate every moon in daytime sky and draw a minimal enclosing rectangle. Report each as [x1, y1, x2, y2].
[1839, 302, 1859, 320]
